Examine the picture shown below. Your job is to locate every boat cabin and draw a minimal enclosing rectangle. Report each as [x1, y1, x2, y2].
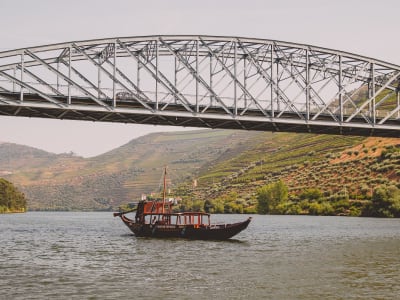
[136, 200, 211, 227]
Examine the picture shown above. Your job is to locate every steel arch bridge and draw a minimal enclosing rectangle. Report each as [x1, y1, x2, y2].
[0, 35, 399, 137]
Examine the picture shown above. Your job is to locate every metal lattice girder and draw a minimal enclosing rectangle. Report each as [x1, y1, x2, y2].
[0, 35, 399, 137]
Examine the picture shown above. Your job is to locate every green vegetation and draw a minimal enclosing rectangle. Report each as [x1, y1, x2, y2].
[0, 178, 27, 213]
[257, 180, 288, 214]
[254, 181, 400, 217]
[256, 183, 338, 216]
[363, 185, 400, 217]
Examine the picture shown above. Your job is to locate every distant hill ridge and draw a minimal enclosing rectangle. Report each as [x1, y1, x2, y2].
[0, 129, 262, 210]
[0, 129, 399, 211]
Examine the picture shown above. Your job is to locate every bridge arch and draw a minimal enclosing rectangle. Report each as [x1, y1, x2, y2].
[0, 35, 399, 137]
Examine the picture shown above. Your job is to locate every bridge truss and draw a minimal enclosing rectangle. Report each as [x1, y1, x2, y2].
[0, 35, 399, 137]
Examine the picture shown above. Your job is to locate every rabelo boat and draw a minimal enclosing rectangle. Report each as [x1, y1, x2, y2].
[114, 168, 251, 240]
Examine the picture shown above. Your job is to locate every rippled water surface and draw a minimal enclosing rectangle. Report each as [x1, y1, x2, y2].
[1, 212, 400, 299]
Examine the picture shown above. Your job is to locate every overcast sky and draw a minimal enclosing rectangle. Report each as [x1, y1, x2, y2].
[1, 0, 399, 157]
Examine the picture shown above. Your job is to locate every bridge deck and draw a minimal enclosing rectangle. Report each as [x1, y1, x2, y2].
[1, 92, 398, 137]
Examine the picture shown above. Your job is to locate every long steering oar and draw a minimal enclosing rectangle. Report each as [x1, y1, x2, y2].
[113, 207, 137, 217]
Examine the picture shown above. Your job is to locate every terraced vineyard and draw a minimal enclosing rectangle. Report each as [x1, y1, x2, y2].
[181, 135, 400, 215]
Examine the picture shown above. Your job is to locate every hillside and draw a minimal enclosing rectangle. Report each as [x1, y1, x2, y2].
[0, 130, 262, 210]
[180, 134, 400, 215]
[1, 129, 399, 213]
[0, 142, 63, 171]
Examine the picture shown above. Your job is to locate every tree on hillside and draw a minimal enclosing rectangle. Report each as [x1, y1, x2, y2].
[364, 185, 400, 217]
[204, 192, 244, 214]
[0, 178, 27, 213]
[299, 188, 323, 201]
[257, 180, 288, 214]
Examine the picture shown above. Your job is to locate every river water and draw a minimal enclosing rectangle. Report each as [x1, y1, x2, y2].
[1, 212, 400, 299]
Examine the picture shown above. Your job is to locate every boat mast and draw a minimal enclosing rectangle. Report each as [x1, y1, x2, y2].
[162, 166, 167, 214]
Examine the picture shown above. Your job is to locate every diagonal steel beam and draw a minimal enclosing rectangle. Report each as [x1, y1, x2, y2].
[72, 43, 154, 111]
[345, 71, 400, 122]
[379, 109, 400, 124]
[276, 48, 339, 122]
[0, 95, 12, 104]
[104, 60, 152, 103]
[160, 38, 233, 117]
[378, 101, 400, 124]
[117, 39, 194, 113]
[17, 66, 62, 96]
[13, 107, 22, 115]
[239, 41, 302, 118]
[0, 85, 12, 93]
[197, 117, 213, 128]
[59, 58, 108, 100]
[0, 71, 65, 107]
[201, 38, 272, 118]
[24, 49, 111, 110]
[308, 52, 370, 122]
[305, 75, 337, 119]
[374, 90, 395, 110]
[327, 72, 371, 123]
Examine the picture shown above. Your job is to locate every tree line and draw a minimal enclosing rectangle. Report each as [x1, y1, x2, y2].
[257, 180, 400, 217]
[0, 178, 27, 213]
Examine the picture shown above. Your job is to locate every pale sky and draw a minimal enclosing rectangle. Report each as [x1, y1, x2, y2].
[1, 0, 399, 157]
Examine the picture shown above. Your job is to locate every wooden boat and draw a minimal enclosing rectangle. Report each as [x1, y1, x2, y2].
[114, 168, 251, 240]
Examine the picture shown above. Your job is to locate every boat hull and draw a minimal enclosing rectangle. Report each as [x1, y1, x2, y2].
[119, 215, 251, 240]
